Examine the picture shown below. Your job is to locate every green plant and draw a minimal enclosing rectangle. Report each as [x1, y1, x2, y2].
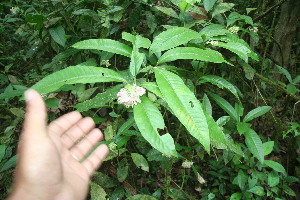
[1, 0, 299, 199]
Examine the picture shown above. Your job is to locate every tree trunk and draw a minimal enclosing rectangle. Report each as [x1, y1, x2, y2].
[271, 0, 300, 69]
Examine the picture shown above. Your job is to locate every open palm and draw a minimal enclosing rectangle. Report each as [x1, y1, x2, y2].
[9, 89, 109, 200]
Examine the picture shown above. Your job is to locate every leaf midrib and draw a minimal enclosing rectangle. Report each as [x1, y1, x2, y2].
[39, 74, 124, 91]
[158, 71, 205, 136]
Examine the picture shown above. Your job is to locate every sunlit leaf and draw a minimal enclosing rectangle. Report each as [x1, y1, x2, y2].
[243, 106, 271, 122]
[214, 41, 250, 62]
[73, 39, 132, 57]
[31, 65, 126, 94]
[264, 160, 286, 174]
[158, 47, 228, 65]
[155, 69, 210, 153]
[263, 141, 274, 156]
[134, 96, 177, 156]
[150, 27, 200, 53]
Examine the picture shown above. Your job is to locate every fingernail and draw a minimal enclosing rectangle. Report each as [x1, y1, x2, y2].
[24, 89, 35, 102]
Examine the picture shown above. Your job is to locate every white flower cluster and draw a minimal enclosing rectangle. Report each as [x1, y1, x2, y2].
[182, 160, 194, 168]
[206, 40, 219, 45]
[249, 26, 258, 33]
[117, 84, 146, 108]
[228, 26, 240, 34]
[10, 7, 20, 15]
[163, 153, 172, 158]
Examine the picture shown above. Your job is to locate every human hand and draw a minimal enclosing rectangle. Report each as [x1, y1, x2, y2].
[8, 89, 109, 200]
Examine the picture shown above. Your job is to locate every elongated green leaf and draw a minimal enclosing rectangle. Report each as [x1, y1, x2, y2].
[205, 112, 227, 149]
[207, 92, 239, 121]
[150, 27, 200, 53]
[157, 47, 228, 65]
[227, 12, 253, 26]
[49, 25, 66, 47]
[0, 155, 17, 172]
[90, 182, 107, 200]
[134, 96, 177, 156]
[230, 193, 242, 200]
[268, 171, 279, 187]
[214, 41, 250, 62]
[226, 135, 244, 156]
[264, 160, 286, 174]
[155, 69, 210, 153]
[213, 34, 258, 61]
[204, 0, 217, 11]
[202, 94, 212, 115]
[245, 130, 264, 164]
[129, 195, 158, 200]
[74, 84, 122, 112]
[140, 82, 163, 98]
[73, 39, 132, 57]
[155, 6, 179, 18]
[243, 106, 271, 122]
[275, 65, 292, 83]
[131, 153, 149, 172]
[199, 75, 240, 99]
[129, 49, 144, 77]
[0, 145, 6, 162]
[200, 24, 229, 38]
[212, 3, 235, 17]
[117, 158, 128, 182]
[135, 35, 151, 49]
[32, 66, 126, 94]
[233, 170, 247, 190]
[263, 141, 274, 156]
[122, 32, 151, 49]
[248, 186, 265, 196]
[117, 116, 135, 136]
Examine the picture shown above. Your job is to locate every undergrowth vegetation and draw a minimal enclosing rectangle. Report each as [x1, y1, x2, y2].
[0, 0, 299, 199]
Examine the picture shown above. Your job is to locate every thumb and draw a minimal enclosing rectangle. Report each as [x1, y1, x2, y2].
[22, 89, 48, 137]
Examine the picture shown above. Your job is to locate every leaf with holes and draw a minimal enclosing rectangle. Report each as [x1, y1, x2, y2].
[134, 96, 177, 157]
[155, 69, 210, 153]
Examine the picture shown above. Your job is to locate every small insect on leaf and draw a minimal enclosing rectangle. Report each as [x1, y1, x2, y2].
[189, 101, 194, 108]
